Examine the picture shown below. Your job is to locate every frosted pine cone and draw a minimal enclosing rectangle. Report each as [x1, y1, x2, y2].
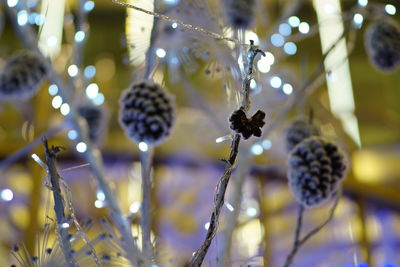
[285, 119, 319, 152]
[119, 81, 176, 146]
[78, 105, 106, 144]
[222, 0, 255, 29]
[365, 19, 400, 72]
[287, 137, 347, 207]
[0, 52, 47, 100]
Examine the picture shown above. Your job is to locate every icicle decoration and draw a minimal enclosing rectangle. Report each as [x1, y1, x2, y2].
[285, 119, 320, 152]
[0, 52, 47, 100]
[221, 0, 255, 30]
[287, 137, 347, 207]
[365, 19, 400, 72]
[119, 81, 176, 145]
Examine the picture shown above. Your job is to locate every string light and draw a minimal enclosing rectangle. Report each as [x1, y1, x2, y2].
[138, 142, 149, 152]
[129, 201, 141, 213]
[74, 31, 86, 42]
[84, 0, 95, 12]
[358, 0, 368, 7]
[17, 10, 28, 26]
[0, 189, 14, 202]
[86, 83, 99, 99]
[52, 95, 63, 109]
[271, 33, 285, 47]
[288, 16, 300, 28]
[68, 130, 78, 140]
[93, 93, 105, 105]
[7, 0, 18, 8]
[385, 4, 396, 15]
[94, 199, 105, 208]
[156, 48, 166, 58]
[48, 84, 58, 95]
[250, 143, 263, 155]
[279, 23, 292, 36]
[298, 22, 310, 34]
[270, 76, 282, 88]
[225, 202, 234, 212]
[68, 65, 78, 77]
[282, 83, 294, 95]
[76, 142, 87, 153]
[60, 103, 70, 115]
[96, 190, 106, 201]
[353, 13, 364, 28]
[262, 139, 272, 150]
[204, 222, 210, 230]
[283, 42, 297, 55]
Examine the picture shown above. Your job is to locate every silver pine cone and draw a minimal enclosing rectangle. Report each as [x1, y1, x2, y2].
[285, 119, 319, 152]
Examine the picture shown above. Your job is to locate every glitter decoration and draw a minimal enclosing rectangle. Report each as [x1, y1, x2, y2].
[287, 137, 347, 207]
[365, 19, 400, 72]
[0, 52, 47, 100]
[222, 0, 255, 30]
[285, 119, 320, 152]
[119, 81, 176, 146]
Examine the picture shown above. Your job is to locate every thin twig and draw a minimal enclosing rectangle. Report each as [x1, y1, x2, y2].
[189, 41, 265, 267]
[42, 138, 77, 267]
[283, 192, 341, 267]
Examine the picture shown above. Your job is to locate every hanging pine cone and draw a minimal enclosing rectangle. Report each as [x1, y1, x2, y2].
[119, 81, 176, 146]
[77, 104, 106, 144]
[0, 52, 47, 100]
[221, 0, 255, 30]
[365, 19, 400, 72]
[285, 119, 320, 152]
[287, 137, 347, 208]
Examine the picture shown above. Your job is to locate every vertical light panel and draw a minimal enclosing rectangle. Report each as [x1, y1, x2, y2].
[38, 0, 65, 59]
[314, 0, 361, 147]
[126, 0, 154, 66]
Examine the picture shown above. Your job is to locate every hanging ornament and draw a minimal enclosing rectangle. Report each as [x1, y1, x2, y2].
[285, 118, 320, 152]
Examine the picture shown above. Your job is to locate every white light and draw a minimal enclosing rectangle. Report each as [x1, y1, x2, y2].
[353, 14, 363, 27]
[279, 23, 292, 36]
[282, 83, 294, 95]
[271, 33, 285, 47]
[257, 58, 271, 73]
[1, 189, 14, 202]
[94, 200, 104, 208]
[270, 76, 282, 88]
[215, 135, 231, 143]
[86, 83, 99, 99]
[96, 190, 106, 201]
[76, 142, 87, 153]
[31, 153, 47, 169]
[61, 222, 70, 229]
[84, 0, 95, 12]
[288, 16, 300, 27]
[28, 13, 37, 24]
[60, 103, 70, 116]
[52, 96, 63, 109]
[250, 79, 257, 89]
[283, 42, 297, 55]
[46, 36, 58, 47]
[156, 48, 166, 58]
[74, 31, 85, 42]
[172, 22, 178, 29]
[250, 144, 263, 155]
[138, 142, 148, 152]
[204, 222, 210, 230]
[84, 65, 96, 78]
[358, 0, 368, 7]
[93, 93, 105, 106]
[245, 31, 259, 45]
[385, 4, 396, 15]
[68, 65, 78, 77]
[129, 201, 141, 213]
[262, 139, 272, 150]
[246, 207, 257, 217]
[68, 130, 78, 140]
[298, 22, 310, 34]
[17, 10, 28, 26]
[164, 0, 180, 5]
[48, 84, 58, 95]
[7, 0, 18, 7]
[225, 202, 234, 212]
[35, 14, 45, 26]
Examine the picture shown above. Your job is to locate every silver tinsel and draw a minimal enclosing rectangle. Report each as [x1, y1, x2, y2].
[285, 119, 319, 152]
[365, 19, 400, 72]
[0, 52, 47, 100]
[119, 81, 176, 146]
[287, 137, 347, 207]
[221, 0, 255, 30]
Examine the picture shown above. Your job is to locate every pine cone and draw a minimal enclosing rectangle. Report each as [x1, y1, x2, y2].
[78, 105, 106, 144]
[285, 119, 319, 152]
[229, 108, 265, 139]
[365, 19, 400, 72]
[119, 81, 176, 146]
[222, 0, 255, 30]
[0, 52, 47, 100]
[287, 137, 347, 208]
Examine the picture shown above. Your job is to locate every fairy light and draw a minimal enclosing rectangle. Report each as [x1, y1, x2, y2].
[270, 76, 282, 88]
[283, 42, 297, 55]
[84, 65, 96, 78]
[385, 4, 396, 15]
[282, 83, 294, 95]
[288, 16, 300, 27]
[67, 130, 78, 140]
[204, 222, 210, 230]
[35, 14, 45, 26]
[46, 36, 58, 47]
[94, 199, 105, 208]
[250, 79, 257, 89]
[279, 23, 292, 36]
[298, 22, 310, 34]
[74, 31, 86, 42]
[93, 93, 105, 106]
[271, 33, 284, 47]
[250, 143, 263, 155]
[358, 0, 368, 7]
[246, 207, 257, 217]
[215, 135, 231, 143]
[60, 103, 70, 116]
[86, 83, 99, 99]
[129, 201, 141, 213]
[17, 10, 28, 26]
[68, 65, 78, 77]
[172, 22, 178, 29]
[31, 153, 47, 169]
[262, 139, 272, 150]
[7, 0, 18, 7]
[257, 53, 275, 73]
[61, 222, 70, 229]
[51, 96, 63, 109]
[156, 48, 166, 58]
[84, 0, 95, 12]
[1, 189, 14, 202]
[353, 13, 364, 28]
[48, 84, 58, 95]
[96, 190, 106, 201]
[164, 0, 179, 5]
[138, 142, 149, 152]
[245, 31, 259, 45]
[76, 142, 87, 153]
[225, 202, 234, 212]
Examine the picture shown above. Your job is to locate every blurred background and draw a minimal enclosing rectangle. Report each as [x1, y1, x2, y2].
[0, 0, 400, 266]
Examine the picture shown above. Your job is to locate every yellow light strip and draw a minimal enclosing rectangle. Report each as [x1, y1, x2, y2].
[314, 0, 361, 147]
[38, 0, 66, 59]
